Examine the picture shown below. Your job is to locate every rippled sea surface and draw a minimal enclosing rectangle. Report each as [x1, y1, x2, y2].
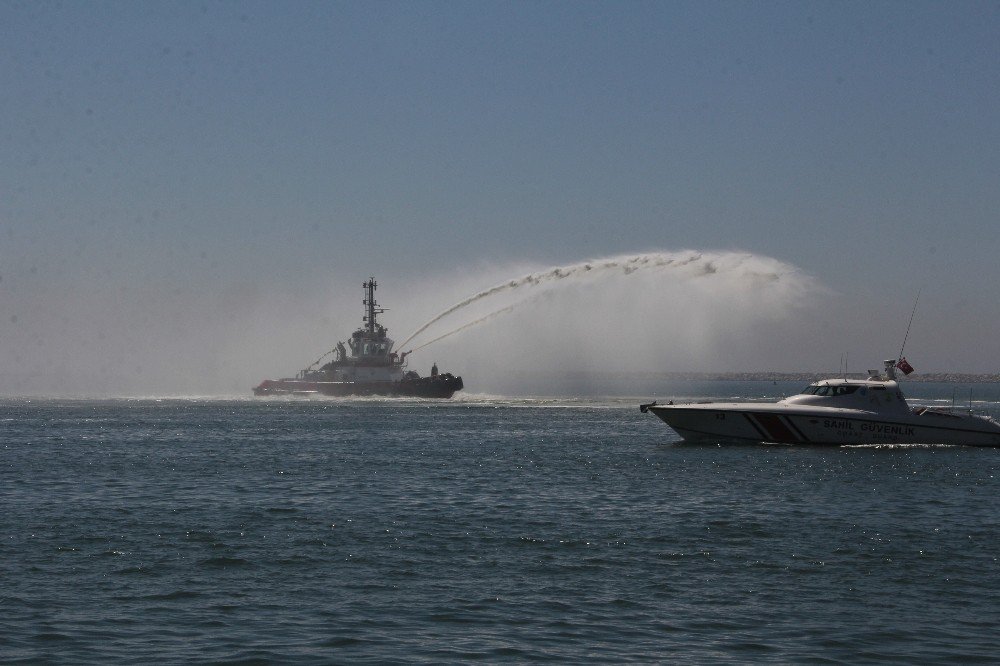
[3, 384, 1000, 663]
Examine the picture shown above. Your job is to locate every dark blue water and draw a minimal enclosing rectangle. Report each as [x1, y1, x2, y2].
[3, 386, 1000, 663]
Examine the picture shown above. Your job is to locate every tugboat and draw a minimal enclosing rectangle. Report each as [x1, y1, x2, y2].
[253, 278, 464, 398]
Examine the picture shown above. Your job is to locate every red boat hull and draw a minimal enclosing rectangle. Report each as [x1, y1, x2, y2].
[253, 374, 463, 398]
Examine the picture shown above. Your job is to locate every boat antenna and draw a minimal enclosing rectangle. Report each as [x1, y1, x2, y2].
[896, 289, 921, 362]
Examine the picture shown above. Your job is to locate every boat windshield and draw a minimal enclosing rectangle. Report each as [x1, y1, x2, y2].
[800, 384, 860, 397]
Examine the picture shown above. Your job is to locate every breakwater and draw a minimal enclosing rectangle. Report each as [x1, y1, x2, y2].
[558, 371, 1000, 383]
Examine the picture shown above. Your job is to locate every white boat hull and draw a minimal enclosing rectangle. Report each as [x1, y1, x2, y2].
[646, 405, 1000, 446]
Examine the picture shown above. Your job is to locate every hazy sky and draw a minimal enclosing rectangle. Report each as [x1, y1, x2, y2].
[2, 1, 999, 394]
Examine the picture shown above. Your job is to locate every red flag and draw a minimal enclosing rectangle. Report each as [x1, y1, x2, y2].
[896, 357, 914, 375]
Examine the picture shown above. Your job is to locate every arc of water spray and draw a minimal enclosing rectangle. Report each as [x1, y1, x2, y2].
[408, 304, 516, 353]
[397, 251, 709, 350]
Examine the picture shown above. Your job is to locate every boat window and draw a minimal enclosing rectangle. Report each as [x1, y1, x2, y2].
[800, 384, 860, 396]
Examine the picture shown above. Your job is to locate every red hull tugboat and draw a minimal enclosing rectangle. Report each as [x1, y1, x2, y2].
[253, 278, 464, 398]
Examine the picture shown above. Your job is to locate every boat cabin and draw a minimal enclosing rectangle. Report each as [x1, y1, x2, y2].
[780, 377, 911, 414]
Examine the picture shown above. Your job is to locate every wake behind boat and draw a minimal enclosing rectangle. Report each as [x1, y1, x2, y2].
[253, 278, 464, 398]
[641, 359, 1000, 446]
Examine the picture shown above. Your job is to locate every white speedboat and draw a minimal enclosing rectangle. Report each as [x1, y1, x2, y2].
[640, 360, 1000, 446]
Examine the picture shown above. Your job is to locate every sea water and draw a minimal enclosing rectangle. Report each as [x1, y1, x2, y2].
[2, 383, 999, 663]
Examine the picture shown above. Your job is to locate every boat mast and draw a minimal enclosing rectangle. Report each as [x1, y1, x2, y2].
[362, 277, 384, 336]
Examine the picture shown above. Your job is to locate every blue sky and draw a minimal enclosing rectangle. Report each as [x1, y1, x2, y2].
[2, 1, 999, 393]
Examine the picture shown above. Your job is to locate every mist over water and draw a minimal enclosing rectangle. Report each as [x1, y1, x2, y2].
[398, 251, 820, 394]
[2, 249, 824, 397]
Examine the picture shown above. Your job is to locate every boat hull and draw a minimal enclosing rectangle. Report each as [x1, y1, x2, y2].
[644, 405, 1000, 446]
[253, 374, 463, 398]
